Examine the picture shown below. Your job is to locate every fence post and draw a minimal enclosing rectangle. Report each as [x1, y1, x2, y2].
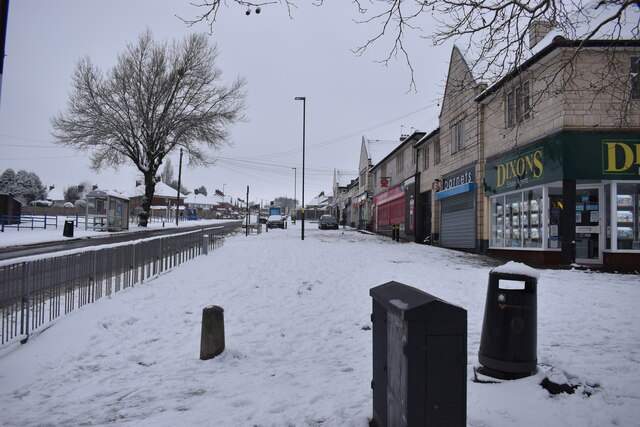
[20, 262, 32, 343]
[200, 305, 225, 360]
[44, 214, 47, 229]
[202, 234, 209, 255]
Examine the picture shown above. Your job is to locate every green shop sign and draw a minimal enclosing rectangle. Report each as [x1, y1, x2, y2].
[485, 132, 640, 194]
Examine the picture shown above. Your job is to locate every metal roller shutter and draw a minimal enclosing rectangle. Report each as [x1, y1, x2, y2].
[440, 191, 476, 248]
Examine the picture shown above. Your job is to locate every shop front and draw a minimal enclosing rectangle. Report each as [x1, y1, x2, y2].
[435, 165, 477, 249]
[485, 132, 640, 270]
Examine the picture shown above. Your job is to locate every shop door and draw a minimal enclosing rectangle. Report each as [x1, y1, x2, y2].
[420, 191, 432, 244]
[575, 186, 603, 264]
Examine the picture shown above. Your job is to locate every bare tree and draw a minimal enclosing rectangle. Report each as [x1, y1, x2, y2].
[51, 30, 246, 226]
[160, 157, 175, 185]
[184, 1, 638, 92]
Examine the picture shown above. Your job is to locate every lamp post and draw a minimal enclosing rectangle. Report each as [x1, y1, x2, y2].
[291, 167, 297, 218]
[294, 96, 306, 240]
[175, 148, 183, 226]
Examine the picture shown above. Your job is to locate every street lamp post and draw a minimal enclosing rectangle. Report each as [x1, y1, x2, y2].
[291, 167, 297, 218]
[294, 96, 306, 240]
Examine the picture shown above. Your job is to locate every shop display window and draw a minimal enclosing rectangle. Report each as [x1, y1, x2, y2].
[490, 188, 543, 249]
[615, 183, 640, 250]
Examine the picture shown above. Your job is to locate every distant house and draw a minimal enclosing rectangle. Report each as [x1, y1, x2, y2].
[128, 182, 187, 218]
[46, 185, 65, 207]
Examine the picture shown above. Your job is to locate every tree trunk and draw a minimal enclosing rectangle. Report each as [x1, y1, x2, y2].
[138, 173, 156, 227]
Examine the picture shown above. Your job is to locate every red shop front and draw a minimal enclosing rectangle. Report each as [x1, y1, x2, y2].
[373, 185, 406, 233]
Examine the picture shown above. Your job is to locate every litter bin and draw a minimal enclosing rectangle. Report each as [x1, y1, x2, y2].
[63, 220, 74, 238]
[478, 264, 538, 379]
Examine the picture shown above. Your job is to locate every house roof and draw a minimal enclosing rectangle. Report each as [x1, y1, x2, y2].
[335, 169, 358, 187]
[184, 193, 219, 207]
[87, 189, 130, 200]
[46, 186, 65, 201]
[364, 138, 400, 165]
[130, 182, 187, 198]
[476, 37, 640, 103]
[370, 131, 426, 172]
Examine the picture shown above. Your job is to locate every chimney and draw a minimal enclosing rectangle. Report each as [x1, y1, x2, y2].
[529, 20, 554, 49]
[399, 134, 409, 142]
[49, 185, 55, 190]
[92, 185, 98, 190]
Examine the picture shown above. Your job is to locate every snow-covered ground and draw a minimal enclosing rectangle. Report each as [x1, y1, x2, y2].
[0, 221, 639, 426]
[0, 217, 233, 249]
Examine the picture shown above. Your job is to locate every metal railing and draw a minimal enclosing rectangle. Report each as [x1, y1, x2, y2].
[1, 214, 59, 232]
[0, 226, 225, 346]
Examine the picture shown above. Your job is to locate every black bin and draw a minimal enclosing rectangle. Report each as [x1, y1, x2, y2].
[478, 268, 537, 379]
[63, 220, 74, 237]
[370, 281, 467, 427]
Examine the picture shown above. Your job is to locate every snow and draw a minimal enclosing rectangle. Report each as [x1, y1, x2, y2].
[0, 217, 232, 250]
[492, 261, 540, 279]
[1, 223, 639, 426]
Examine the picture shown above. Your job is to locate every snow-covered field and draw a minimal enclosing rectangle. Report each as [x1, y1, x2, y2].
[0, 222, 639, 426]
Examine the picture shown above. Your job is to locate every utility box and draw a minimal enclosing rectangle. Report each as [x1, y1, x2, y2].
[478, 266, 538, 379]
[370, 281, 467, 427]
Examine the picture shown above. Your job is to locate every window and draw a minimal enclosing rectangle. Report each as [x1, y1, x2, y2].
[411, 148, 416, 165]
[506, 81, 531, 127]
[381, 164, 387, 178]
[451, 119, 465, 154]
[434, 141, 441, 165]
[422, 146, 429, 170]
[490, 188, 543, 249]
[396, 150, 404, 173]
[631, 56, 640, 99]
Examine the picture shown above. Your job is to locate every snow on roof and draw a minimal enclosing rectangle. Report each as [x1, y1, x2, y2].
[130, 182, 187, 198]
[335, 170, 358, 187]
[46, 186, 64, 201]
[86, 189, 130, 200]
[364, 138, 400, 166]
[491, 261, 540, 279]
[184, 193, 219, 206]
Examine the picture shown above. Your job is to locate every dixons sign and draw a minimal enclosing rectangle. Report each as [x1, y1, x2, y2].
[603, 141, 640, 175]
[494, 147, 544, 190]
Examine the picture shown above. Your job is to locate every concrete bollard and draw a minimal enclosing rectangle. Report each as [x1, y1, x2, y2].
[202, 234, 209, 255]
[200, 305, 225, 360]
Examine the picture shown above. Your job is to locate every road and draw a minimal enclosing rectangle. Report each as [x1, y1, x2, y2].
[0, 221, 243, 262]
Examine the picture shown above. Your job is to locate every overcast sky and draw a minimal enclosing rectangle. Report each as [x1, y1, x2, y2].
[0, 1, 450, 204]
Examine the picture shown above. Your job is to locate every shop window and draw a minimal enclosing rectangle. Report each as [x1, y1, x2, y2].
[615, 183, 640, 250]
[490, 188, 543, 249]
[631, 56, 640, 99]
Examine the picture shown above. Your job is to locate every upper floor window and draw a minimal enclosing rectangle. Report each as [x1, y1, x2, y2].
[422, 146, 429, 170]
[381, 164, 387, 178]
[434, 141, 441, 165]
[631, 56, 640, 99]
[411, 147, 416, 165]
[451, 119, 465, 154]
[396, 150, 404, 173]
[506, 81, 531, 127]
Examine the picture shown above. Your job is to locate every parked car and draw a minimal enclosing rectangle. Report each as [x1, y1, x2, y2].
[318, 214, 339, 230]
[266, 215, 285, 229]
